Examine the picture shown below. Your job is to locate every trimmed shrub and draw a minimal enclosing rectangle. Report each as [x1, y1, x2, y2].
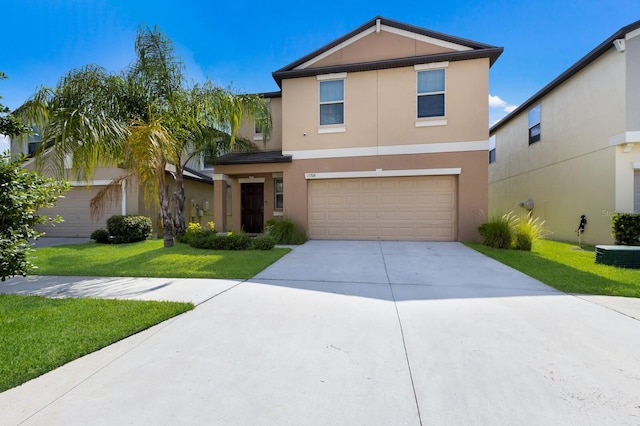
[90, 229, 110, 244]
[611, 213, 640, 245]
[265, 217, 308, 245]
[220, 233, 251, 250]
[252, 236, 276, 250]
[179, 222, 204, 245]
[478, 213, 513, 249]
[188, 231, 251, 250]
[106, 215, 152, 244]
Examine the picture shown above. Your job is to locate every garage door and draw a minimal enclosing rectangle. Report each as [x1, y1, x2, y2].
[308, 175, 456, 241]
[36, 186, 123, 238]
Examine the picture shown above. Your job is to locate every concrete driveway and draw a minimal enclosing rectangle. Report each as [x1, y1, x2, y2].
[2, 241, 640, 425]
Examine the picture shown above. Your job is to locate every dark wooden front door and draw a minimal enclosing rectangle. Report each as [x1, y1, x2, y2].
[241, 183, 264, 233]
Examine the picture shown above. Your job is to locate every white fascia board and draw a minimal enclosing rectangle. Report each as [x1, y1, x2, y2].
[609, 131, 640, 146]
[414, 62, 449, 71]
[69, 180, 113, 186]
[317, 72, 347, 81]
[382, 25, 472, 52]
[295, 27, 375, 70]
[626, 28, 640, 41]
[238, 177, 266, 183]
[305, 168, 462, 180]
[284, 140, 488, 160]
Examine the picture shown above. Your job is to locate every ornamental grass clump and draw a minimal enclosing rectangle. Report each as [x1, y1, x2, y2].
[265, 217, 308, 245]
[478, 212, 548, 251]
[478, 213, 514, 249]
[512, 214, 548, 251]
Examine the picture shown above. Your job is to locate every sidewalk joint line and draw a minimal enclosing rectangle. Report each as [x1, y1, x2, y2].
[380, 241, 423, 426]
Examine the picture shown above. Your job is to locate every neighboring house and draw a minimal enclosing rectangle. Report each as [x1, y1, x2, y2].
[489, 19, 640, 245]
[214, 16, 502, 241]
[10, 141, 215, 237]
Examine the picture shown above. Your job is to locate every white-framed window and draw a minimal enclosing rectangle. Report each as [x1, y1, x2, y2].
[489, 135, 496, 164]
[319, 79, 344, 125]
[417, 69, 445, 118]
[529, 104, 541, 144]
[274, 177, 283, 210]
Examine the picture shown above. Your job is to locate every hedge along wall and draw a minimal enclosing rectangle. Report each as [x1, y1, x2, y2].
[611, 213, 640, 246]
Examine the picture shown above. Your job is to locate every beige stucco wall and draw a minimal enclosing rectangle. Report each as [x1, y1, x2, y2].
[626, 31, 640, 131]
[236, 97, 283, 152]
[281, 58, 489, 152]
[489, 48, 628, 244]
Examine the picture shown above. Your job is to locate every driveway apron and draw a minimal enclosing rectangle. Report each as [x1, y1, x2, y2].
[2, 241, 640, 425]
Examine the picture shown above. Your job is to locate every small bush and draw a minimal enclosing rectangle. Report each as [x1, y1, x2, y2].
[252, 236, 276, 250]
[90, 229, 110, 244]
[265, 217, 308, 245]
[188, 231, 251, 250]
[179, 222, 203, 245]
[478, 213, 513, 249]
[220, 233, 251, 250]
[611, 213, 640, 246]
[106, 215, 152, 244]
[189, 229, 217, 249]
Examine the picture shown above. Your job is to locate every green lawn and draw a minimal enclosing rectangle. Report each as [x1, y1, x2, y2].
[0, 294, 193, 393]
[467, 240, 640, 297]
[29, 240, 291, 278]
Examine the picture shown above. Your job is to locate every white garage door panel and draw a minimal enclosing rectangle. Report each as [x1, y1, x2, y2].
[36, 186, 123, 237]
[308, 175, 457, 241]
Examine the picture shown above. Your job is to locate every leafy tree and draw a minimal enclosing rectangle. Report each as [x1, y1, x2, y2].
[15, 26, 271, 247]
[0, 152, 70, 281]
[0, 72, 29, 137]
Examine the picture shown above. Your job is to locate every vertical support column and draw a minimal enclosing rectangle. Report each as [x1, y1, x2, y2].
[213, 174, 228, 232]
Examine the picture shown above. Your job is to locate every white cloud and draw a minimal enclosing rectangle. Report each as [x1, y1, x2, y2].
[489, 94, 518, 114]
[0, 135, 10, 153]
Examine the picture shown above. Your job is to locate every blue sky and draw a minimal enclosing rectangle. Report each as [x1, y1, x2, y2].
[1, 0, 639, 150]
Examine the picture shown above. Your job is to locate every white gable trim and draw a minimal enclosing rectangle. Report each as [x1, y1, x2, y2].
[382, 25, 472, 52]
[294, 23, 472, 70]
[295, 27, 376, 70]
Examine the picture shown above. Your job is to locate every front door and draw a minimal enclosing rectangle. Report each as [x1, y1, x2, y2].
[241, 183, 264, 233]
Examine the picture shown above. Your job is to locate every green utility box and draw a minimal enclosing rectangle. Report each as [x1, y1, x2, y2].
[595, 245, 640, 269]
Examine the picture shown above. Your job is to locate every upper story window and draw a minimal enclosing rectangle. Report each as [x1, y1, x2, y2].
[489, 135, 496, 164]
[319, 79, 344, 125]
[417, 69, 445, 118]
[528, 104, 541, 144]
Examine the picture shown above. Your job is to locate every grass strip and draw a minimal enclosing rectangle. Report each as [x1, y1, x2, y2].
[466, 240, 640, 297]
[0, 294, 193, 392]
[29, 240, 290, 279]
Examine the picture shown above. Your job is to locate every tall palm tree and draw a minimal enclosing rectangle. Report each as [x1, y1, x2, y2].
[14, 25, 271, 247]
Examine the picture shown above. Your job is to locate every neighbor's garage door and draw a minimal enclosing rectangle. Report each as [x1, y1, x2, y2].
[36, 186, 123, 238]
[308, 175, 456, 241]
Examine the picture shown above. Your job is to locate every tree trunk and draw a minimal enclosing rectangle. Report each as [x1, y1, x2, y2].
[159, 184, 174, 248]
[173, 166, 186, 239]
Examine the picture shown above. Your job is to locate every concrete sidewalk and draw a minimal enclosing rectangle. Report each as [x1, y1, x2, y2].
[2, 241, 640, 425]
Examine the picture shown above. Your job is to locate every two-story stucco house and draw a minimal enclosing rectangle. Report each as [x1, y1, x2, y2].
[213, 16, 503, 241]
[489, 19, 640, 245]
